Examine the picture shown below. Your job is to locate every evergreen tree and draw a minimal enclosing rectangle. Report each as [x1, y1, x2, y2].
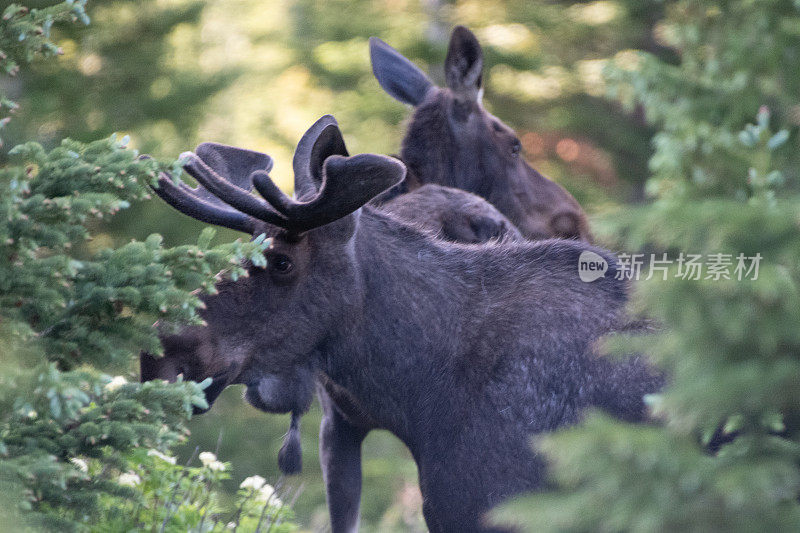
[496, 1, 800, 531]
[0, 3, 296, 530]
[3, 0, 231, 157]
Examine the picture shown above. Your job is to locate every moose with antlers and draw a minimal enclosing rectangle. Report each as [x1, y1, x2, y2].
[141, 115, 662, 532]
[370, 26, 592, 242]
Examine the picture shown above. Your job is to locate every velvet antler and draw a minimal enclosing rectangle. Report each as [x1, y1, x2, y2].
[152, 115, 406, 234]
[152, 143, 276, 234]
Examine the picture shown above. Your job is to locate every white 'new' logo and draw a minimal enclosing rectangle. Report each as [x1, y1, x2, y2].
[578, 251, 608, 282]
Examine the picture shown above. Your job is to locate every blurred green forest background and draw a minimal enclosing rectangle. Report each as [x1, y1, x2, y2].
[4, 0, 799, 531]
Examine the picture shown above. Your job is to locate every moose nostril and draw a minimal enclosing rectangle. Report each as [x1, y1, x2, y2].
[550, 212, 582, 240]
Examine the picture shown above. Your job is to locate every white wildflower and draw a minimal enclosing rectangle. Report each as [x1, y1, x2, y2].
[226, 522, 236, 530]
[199, 451, 225, 471]
[207, 460, 225, 471]
[147, 449, 177, 465]
[255, 483, 282, 506]
[104, 375, 127, 392]
[70, 457, 88, 473]
[27, 410, 37, 419]
[240, 475, 266, 490]
[117, 472, 141, 487]
[198, 451, 217, 466]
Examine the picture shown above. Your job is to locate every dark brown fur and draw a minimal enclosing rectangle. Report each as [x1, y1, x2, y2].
[379, 184, 523, 244]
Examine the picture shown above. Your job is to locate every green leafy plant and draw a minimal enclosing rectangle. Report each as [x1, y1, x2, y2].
[87, 446, 298, 532]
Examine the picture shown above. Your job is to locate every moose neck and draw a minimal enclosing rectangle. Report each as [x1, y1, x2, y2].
[317, 209, 469, 445]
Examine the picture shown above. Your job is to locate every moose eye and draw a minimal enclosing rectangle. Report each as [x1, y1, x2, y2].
[511, 139, 522, 157]
[270, 254, 293, 274]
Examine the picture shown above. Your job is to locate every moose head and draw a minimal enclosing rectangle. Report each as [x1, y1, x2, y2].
[140, 115, 405, 473]
[370, 26, 591, 241]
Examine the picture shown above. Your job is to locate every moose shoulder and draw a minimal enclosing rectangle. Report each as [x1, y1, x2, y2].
[143, 115, 662, 532]
[371, 26, 592, 241]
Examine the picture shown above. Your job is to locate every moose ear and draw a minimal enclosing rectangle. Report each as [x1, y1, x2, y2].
[370, 37, 434, 106]
[445, 25, 483, 101]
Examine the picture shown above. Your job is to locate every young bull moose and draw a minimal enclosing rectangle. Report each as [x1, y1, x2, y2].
[370, 26, 592, 241]
[143, 115, 661, 532]
[143, 171, 525, 529]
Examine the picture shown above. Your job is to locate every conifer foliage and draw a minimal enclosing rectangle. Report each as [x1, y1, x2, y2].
[497, 2, 800, 531]
[0, 3, 293, 531]
[0, 1, 87, 147]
